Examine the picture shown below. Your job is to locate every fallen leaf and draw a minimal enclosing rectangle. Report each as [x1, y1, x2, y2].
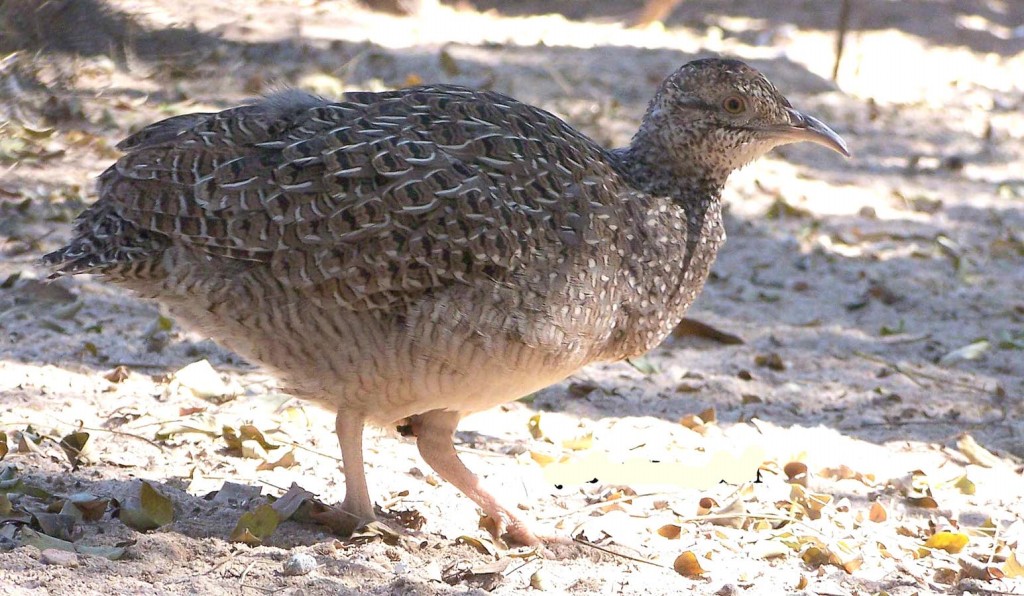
[923, 531, 969, 554]
[957, 434, 1002, 468]
[257, 449, 297, 471]
[671, 318, 743, 344]
[103, 366, 130, 383]
[938, 340, 989, 365]
[868, 502, 887, 523]
[1003, 551, 1024, 578]
[271, 484, 315, 521]
[673, 551, 706, 577]
[119, 481, 173, 531]
[58, 432, 91, 468]
[229, 504, 280, 545]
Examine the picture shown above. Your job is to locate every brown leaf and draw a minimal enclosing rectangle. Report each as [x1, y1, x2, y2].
[868, 502, 887, 523]
[257, 449, 296, 471]
[754, 352, 786, 371]
[103, 366, 130, 383]
[65, 493, 108, 522]
[672, 551, 706, 577]
[671, 318, 744, 344]
[784, 462, 808, 486]
[657, 524, 681, 539]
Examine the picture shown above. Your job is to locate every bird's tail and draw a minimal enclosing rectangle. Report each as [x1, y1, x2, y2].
[41, 201, 166, 279]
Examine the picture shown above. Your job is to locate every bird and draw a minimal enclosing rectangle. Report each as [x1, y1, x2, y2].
[43, 58, 848, 546]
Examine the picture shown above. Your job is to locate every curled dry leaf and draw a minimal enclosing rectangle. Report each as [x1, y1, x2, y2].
[671, 317, 744, 344]
[271, 483, 315, 521]
[456, 534, 497, 556]
[64, 493, 108, 522]
[784, 462, 808, 487]
[956, 434, 1003, 468]
[172, 360, 241, 403]
[256, 449, 297, 471]
[58, 432, 92, 469]
[958, 554, 1004, 580]
[672, 551, 706, 577]
[657, 524, 682, 539]
[103, 365, 130, 383]
[819, 465, 875, 486]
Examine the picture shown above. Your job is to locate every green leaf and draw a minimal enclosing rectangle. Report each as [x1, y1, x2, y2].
[141, 481, 173, 526]
[19, 528, 76, 552]
[229, 504, 280, 545]
[119, 481, 173, 531]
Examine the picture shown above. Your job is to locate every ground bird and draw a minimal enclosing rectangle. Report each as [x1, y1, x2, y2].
[44, 58, 849, 546]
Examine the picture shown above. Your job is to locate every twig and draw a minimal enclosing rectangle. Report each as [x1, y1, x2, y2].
[852, 351, 993, 394]
[571, 536, 666, 569]
[832, 0, 852, 82]
[0, 418, 166, 452]
[535, 491, 672, 520]
[238, 561, 257, 585]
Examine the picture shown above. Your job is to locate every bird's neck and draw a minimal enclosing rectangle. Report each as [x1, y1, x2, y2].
[610, 122, 731, 204]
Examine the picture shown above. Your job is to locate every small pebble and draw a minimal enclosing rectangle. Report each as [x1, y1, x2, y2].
[282, 552, 317, 576]
[40, 549, 79, 567]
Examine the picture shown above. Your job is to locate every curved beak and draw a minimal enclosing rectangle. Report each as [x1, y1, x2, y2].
[768, 107, 850, 157]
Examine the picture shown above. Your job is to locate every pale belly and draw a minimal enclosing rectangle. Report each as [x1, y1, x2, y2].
[152, 283, 593, 426]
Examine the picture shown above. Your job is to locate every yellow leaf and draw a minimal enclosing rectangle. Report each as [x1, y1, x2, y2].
[951, 474, 975, 495]
[923, 531, 969, 554]
[561, 432, 593, 451]
[1002, 551, 1024, 577]
[529, 450, 555, 466]
[527, 414, 544, 440]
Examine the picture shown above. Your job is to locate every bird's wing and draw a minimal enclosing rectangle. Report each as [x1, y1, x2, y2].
[101, 86, 621, 309]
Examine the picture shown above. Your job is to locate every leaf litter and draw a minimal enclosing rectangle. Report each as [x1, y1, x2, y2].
[1, 0, 1024, 593]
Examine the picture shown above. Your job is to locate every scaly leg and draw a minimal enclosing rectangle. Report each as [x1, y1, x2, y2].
[315, 412, 375, 535]
[411, 409, 540, 546]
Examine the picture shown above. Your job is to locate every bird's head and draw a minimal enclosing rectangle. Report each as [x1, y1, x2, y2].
[630, 58, 848, 192]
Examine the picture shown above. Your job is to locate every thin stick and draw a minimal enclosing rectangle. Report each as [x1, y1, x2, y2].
[571, 536, 667, 569]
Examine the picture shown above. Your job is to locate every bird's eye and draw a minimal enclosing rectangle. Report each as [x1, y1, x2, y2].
[722, 96, 746, 114]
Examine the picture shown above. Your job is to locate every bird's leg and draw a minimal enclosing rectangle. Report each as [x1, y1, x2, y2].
[410, 409, 540, 546]
[316, 412, 376, 535]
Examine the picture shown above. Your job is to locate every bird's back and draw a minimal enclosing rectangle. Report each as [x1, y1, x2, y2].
[50, 87, 632, 304]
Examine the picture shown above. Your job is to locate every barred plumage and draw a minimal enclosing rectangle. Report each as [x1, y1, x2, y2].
[44, 59, 847, 545]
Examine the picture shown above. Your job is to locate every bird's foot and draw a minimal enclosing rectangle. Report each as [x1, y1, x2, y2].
[307, 502, 375, 537]
[479, 510, 574, 557]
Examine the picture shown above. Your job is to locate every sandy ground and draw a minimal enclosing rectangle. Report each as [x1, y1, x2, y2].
[1, 0, 1023, 594]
